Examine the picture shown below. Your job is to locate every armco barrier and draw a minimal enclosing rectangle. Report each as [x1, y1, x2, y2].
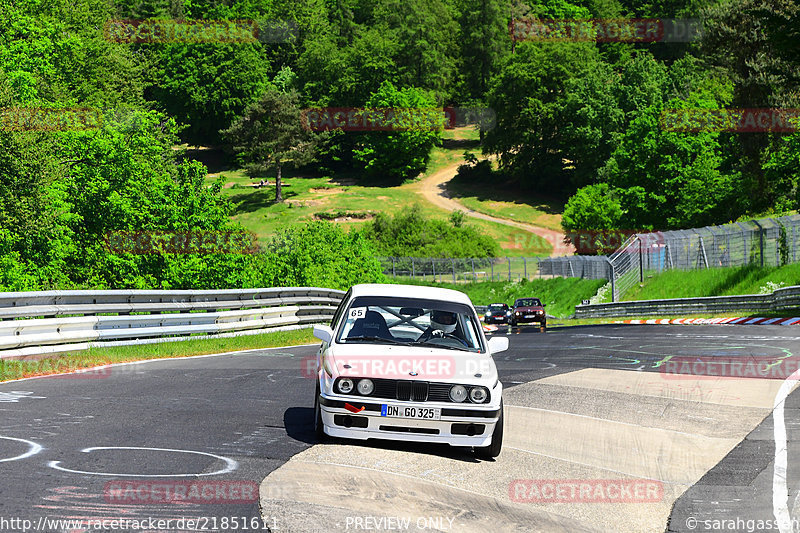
[0, 288, 344, 359]
[575, 285, 800, 318]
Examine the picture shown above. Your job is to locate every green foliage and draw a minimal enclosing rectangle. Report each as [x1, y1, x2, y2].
[0, 0, 145, 106]
[561, 183, 624, 232]
[484, 41, 604, 192]
[263, 221, 386, 290]
[362, 204, 500, 258]
[148, 42, 272, 146]
[353, 81, 442, 183]
[597, 86, 742, 230]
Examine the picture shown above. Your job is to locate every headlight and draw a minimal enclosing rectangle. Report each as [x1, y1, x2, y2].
[469, 387, 488, 403]
[337, 378, 354, 394]
[357, 379, 374, 395]
[449, 385, 467, 403]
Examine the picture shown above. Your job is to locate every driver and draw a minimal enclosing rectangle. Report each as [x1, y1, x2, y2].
[417, 309, 459, 342]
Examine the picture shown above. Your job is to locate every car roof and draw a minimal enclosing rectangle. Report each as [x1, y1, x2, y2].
[349, 284, 474, 306]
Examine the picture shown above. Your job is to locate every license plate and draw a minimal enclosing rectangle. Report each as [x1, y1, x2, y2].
[381, 404, 441, 420]
[525, 314, 535, 318]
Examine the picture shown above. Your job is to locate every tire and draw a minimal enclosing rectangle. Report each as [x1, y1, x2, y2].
[475, 404, 503, 459]
[314, 385, 327, 442]
[540, 322, 546, 333]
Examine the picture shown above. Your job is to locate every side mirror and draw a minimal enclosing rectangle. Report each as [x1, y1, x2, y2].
[487, 336, 509, 354]
[313, 324, 333, 344]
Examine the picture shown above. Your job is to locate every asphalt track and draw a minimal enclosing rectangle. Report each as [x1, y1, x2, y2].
[1, 324, 800, 532]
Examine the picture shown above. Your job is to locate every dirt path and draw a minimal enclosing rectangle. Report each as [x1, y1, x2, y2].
[410, 162, 575, 257]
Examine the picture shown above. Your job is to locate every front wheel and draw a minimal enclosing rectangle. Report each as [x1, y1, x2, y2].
[540, 322, 546, 333]
[475, 404, 503, 459]
[314, 385, 326, 442]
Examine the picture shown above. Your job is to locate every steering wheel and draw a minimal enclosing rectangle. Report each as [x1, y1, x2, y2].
[443, 333, 470, 347]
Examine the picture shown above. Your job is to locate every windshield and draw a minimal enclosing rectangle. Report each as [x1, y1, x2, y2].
[515, 298, 542, 307]
[335, 296, 483, 352]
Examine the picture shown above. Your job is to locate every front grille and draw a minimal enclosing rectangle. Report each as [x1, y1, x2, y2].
[428, 383, 452, 402]
[336, 377, 486, 403]
[396, 380, 428, 401]
[411, 381, 428, 401]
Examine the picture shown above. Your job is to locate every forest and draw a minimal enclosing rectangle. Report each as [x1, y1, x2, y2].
[0, 0, 798, 289]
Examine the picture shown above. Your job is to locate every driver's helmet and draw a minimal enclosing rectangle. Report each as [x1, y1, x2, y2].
[430, 310, 457, 334]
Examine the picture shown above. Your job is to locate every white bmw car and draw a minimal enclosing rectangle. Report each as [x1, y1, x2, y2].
[312, 283, 507, 458]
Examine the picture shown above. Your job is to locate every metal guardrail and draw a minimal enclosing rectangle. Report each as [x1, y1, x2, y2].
[575, 285, 800, 318]
[0, 288, 345, 359]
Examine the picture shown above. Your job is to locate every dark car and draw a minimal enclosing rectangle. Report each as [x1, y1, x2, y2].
[510, 298, 546, 331]
[483, 303, 511, 324]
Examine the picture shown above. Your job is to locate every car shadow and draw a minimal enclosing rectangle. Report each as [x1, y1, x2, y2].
[282, 406, 485, 462]
[283, 406, 317, 444]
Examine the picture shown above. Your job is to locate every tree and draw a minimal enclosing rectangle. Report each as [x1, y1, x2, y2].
[483, 41, 603, 192]
[561, 183, 624, 232]
[455, 0, 511, 100]
[597, 87, 742, 229]
[353, 81, 442, 183]
[372, 0, 459, 100]
[222, 86, 320, 202]
[701, 0, 800, 211]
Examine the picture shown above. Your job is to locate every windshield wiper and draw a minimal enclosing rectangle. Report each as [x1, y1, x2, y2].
[344, 335, 408, 345]
[407, 339, 474, 352]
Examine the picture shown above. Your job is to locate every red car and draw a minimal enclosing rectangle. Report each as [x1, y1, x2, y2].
[510, 298, 546, 331]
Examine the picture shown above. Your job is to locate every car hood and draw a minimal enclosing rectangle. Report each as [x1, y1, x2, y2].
[325, 343, 498, 386]
[514, 306, 544, 312]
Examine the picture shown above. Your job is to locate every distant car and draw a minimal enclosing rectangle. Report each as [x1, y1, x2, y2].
[312, 283, 508, 458]
[483, 303, 511, 324]
[510, 297, 546, 331]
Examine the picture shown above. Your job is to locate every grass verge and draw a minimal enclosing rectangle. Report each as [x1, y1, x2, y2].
[621, 263, 800, 301]
[0, 327, 317, 383]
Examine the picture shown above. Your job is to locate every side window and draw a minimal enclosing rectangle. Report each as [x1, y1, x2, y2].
[329, 289, 351, 329]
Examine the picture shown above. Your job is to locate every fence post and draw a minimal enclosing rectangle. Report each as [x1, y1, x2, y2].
[471, 258, 476, 282]
[491, 261, 494, 281]
[431, 259, 436, 282]
[411, 258, 415, 278]
[639, 237, 644, 282]
[507, 257, 511, 281]
[451, 259, 456, 283]
[606, 257, 616, 302]
[392, 257, 396, 277]
[698, 236, 709, 269]
[753, 220, 764, 267]
[523, 257, 527, 279]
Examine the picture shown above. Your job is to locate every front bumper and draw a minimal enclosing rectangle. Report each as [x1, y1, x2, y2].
[484, 315, 508, 324]
[512, 314, 546, 324]
[318, 395, 501, 447]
